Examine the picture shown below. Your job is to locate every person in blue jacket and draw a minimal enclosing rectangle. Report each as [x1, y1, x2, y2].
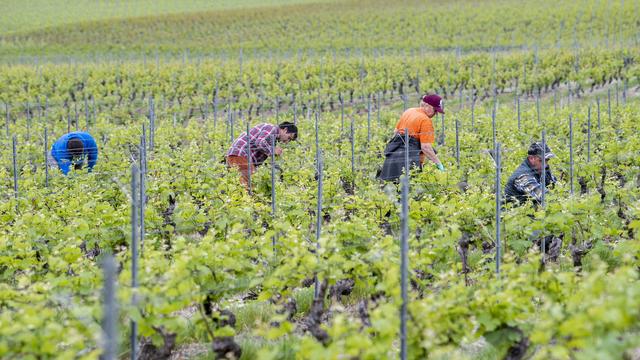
[48, 132, 98, 175]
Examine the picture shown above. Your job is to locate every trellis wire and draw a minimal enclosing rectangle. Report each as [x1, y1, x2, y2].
[101, 254, 118, 360]
[399, 174, 409, 360]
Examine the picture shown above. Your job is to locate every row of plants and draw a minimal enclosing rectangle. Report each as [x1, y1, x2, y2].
[1, 76, 639, 358]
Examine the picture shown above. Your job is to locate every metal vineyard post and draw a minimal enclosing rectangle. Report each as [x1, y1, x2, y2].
[541, 130, 547, 208]
[101, 255, 118, 360]
[339, 93, 345, 133]
[399, 174, 409, 360]
[455, 119, 460, 168]
[536, 93, 541, 125]
[440, 110, 445, 146]
[377, 92, 381, 125]
[404, 129, 409, 179]
[84, 96, 90, 130]
[597, 97, 601, 130]
[351, 115, 355, 177]
[293, 96, 298, 125]
[495, 142, 502, 277]
[26, 102, 31, 142]
[149, 96, 155, 151]
[246, 121, 252, 195]
[492, 99, 497, 149]
[517, 93, 521, 130]
[5, 103, 9, 137]
[74, 102, 79, 132]
[130, 165, 139, 360]
[91, 97, 97, 126]
[569, 114, 574, 195]
[271, 135, 277, 253]
[587, 105, 591, 163]
[139, 134, 146, 255]
[12, 135, 18, 201]
[367, 94, 371, 144]
[471, 96, 475, 130]
[540, 131, 547, 264]
[44, 128, 49, 187]
[607, 89, 612, 123]
[314, 127, 323, 300]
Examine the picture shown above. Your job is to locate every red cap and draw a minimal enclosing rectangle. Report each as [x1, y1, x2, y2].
[421, 94, 444, 114]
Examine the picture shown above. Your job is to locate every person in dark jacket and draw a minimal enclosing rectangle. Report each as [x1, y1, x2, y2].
[504, 142, 557, 205]
[48, 132, 98, 175]
[504, 141, 561, 258]
[379, 94, 445, 182]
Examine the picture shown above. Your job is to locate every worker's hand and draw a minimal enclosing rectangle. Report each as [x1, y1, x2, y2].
[274, 146, 283, 156]
[436, 162, 445, 171]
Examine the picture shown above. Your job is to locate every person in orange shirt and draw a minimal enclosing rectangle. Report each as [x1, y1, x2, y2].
[379, 94, 445, 181]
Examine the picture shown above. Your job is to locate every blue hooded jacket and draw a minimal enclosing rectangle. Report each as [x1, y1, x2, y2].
[51, 132, 98, 175]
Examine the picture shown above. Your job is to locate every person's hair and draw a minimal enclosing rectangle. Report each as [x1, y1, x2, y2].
[278, 122, 298, 140]
[67, 138, 84, 157]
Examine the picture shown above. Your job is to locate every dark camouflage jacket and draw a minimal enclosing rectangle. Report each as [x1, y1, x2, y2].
[504, 158, 556, 205]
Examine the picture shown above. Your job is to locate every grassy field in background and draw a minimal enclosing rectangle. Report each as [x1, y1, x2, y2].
[0, 0, 637, 61]
[0, 0, 338, 34]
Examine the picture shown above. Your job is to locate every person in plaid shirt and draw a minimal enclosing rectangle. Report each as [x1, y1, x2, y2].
[226, 122, 298, 186]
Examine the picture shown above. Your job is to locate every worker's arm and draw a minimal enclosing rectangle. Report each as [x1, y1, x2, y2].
[514, 173, 543, 204]
[420, 142, 441, 166]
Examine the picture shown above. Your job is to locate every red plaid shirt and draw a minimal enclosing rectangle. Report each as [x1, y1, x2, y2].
[227, 123, 278, 165]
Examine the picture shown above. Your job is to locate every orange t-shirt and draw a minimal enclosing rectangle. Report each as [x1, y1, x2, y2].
[394, 107, 435, 144]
